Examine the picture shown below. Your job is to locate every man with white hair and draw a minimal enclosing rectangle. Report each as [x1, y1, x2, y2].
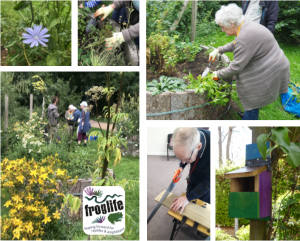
[78, 101, 91, 147]
[208, 3, 289, 120]
[170, 127, 210, 214]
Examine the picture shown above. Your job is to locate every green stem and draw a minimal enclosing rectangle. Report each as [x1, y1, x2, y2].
[29, 1, 34, 27]
[23, 43, 31, 66]
[61, 4, 71, 33]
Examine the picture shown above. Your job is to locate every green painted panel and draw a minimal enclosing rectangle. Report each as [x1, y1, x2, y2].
[229, 192, 260, 218]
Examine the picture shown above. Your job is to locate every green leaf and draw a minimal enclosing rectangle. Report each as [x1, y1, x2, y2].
[271, 127, 290, 150]
[46, 55, 57, 66]
[286, 142, 300, 168]
[256, 133, 271, 160]
[287, 198, 299, 206]
[48, 18, 61, 31]
[14, 1, 30, 11]
[266, 145, 277, 158]
[4, 41, 17, 48]
[94, 179, 106, 186]
[294, 193, 300, 200]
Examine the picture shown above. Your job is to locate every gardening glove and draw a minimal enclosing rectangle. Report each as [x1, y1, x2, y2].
[94, 4, 114, 21]
[209, 48, 219, 62]
[104, 32, 125, 49]
[211, 71, 219, 81]
[81, 125, 84, 131]
[85, 0, 102, 9]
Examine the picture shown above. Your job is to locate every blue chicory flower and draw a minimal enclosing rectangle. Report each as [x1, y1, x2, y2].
[22, 25, 50, 48]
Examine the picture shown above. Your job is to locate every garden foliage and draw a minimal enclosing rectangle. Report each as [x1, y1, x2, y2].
[146, 76, 187, 96]
[1, 1, 71, 66]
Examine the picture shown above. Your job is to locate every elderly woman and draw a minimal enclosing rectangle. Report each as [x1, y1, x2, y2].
[78, 101, 91, 147]
[209, 3, 290, 120]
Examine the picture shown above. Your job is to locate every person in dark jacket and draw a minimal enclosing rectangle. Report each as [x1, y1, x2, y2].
[70, 105, 81, 139]
[170, 128, 210, 214]
[78, 101, 91, 147]
[242, 1, 279, 34]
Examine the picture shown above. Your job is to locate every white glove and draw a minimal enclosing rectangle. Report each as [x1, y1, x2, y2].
[94, 5, 114, 20]
[212, 71, 219, 80]
[209, 48, 219, 62]
[104, 32, 125, 48]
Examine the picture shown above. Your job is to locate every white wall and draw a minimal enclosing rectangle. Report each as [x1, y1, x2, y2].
[147, 127, 177, 156]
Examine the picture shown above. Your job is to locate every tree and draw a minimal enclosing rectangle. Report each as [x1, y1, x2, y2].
[226, 126, 235, 164]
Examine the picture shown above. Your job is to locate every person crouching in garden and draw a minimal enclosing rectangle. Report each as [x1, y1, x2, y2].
[94, 1, 139, 49]
[78, 101, 91, 147]
[209, 3, 290, 120]
[170, 127, 210, 215]
[47, 96, 60, 143]
[65, 105, 75, 135]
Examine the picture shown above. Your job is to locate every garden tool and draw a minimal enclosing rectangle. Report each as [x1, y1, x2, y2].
[86, 12, 104, 33]
[147, 168, 181, 224]
[201, 58, 212, 78]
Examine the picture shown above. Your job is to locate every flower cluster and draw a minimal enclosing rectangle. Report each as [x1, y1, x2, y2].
[14, 113, 47, 153]
[0, 155, 76, 240]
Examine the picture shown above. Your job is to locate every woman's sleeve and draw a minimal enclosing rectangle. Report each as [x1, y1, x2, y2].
[122, 23, 139, 42]
[113, 1, 126, 10]
[218, 41, 234, 54]
[217, 42, 255, 79]
[82, 111, 86, 122]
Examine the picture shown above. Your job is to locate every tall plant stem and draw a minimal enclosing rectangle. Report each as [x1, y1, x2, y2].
[23, 43, 31, 66]
[29, 1, 34, 27]
[102, 72, 111, 179]
[111, 72, 124, 137]
[94, 100, 104, 137]
[62, 3, 71, 33]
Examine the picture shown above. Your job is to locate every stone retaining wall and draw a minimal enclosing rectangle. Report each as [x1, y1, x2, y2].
[146, 45, 231, 120]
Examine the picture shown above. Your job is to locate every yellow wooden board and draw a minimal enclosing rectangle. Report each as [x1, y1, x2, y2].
[154, 190, 210, 229]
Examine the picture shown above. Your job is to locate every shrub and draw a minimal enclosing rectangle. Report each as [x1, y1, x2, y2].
[236, 225, 250, 240]
[0, 156, 76, 240]
[215, 228, 236, 240]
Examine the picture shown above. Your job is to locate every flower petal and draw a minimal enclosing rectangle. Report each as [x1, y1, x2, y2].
[30, 40, 36, 48]
[35, 40, 39, 47]
[36, 25, 42, 34]
[39, 28, 48, 36]
[39, 38, 49, 43]
[38, 39, 47, 47]
[39, 34, 50, 39]
[25, 28, 35, 36]
[23, 39, 35, 44]
[22, 33, 35, 39]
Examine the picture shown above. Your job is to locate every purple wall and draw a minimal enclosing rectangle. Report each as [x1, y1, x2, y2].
[259, 170, 272, 218]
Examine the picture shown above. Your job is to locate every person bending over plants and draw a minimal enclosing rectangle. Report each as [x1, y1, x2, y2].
[209, 3, 290, 120]
[78, 101, 91, 147]
[94, 1, 140, 49]
[170, 128, 210, 216]
[70, 105, 82, 140]
[47, 96, 60, 142]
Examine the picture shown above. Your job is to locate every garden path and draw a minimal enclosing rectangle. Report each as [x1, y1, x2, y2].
[90, 120, 113, 130]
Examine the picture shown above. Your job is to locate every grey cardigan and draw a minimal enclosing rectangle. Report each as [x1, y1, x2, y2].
[114, 1, 139, 42]
[217, 20, 290, 111]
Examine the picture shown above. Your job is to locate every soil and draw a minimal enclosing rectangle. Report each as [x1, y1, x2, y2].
[147, 48, 225, 82]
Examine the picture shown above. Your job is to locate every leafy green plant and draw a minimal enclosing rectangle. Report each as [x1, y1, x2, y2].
[236, 225, 250, 240]
[146, 76, 187, 95]
[186, 72, 230, 106]
[215, 229, 236, 240]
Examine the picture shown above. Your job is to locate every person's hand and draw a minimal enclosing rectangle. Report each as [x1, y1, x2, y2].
[211, 71, 219, 81]
[209, 48, 219, 62]
[170, 196, 189, 214]
[104, 32, 125, 49]
[79, 3, 83, 8]
[174, 167, 183, 179]
[94, 4, 114, 20]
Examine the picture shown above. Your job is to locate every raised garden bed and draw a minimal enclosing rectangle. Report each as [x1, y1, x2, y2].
[78, 7, 139, 66]
[146, 45, 232, 120]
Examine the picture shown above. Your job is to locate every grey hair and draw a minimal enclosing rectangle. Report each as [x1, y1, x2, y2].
[215, 3, 245, 28]
[172, 127, 200, 152]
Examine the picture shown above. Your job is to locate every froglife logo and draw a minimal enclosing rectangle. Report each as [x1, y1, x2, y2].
[83, 186, 125, 235]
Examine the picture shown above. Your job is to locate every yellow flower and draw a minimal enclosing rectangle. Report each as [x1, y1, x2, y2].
[27, 221, 34, 234]
[42, 206, 49, 214]
[4, 200, 12, 208]
[57, 193, 65, 197]
[52, 210, 61, 219]
[55, 153, 58, 157]
[16, 203, 25, 210]
[30, 169, 38, 177]
[42, 215, 51, 224]
[28, 178, 36, 185]
[12, 195, 22, 203]
[40, 172, 48, 180]
[16, 174, 25, 183]
[56, 168, 65, 176]
[38, 178, 44, 185]
[9, 209, 17, 216]
[2, 224, 9, 232]
[25, 193, 34, 202]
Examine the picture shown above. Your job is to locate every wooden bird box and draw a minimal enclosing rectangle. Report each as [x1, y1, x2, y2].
[224, 143, 272, 220]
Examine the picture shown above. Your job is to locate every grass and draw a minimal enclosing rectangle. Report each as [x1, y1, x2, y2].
[196, 28, 300, 120]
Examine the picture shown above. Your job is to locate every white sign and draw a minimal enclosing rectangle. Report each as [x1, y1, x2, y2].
[83, 186, 125, 235]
